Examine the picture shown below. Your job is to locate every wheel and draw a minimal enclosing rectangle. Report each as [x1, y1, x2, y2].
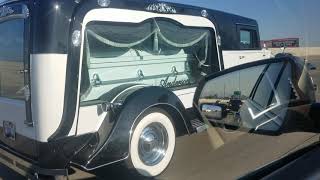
[129, 108, 176, 177]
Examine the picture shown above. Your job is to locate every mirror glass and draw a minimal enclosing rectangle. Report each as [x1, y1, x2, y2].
[198, 61, 303, 133]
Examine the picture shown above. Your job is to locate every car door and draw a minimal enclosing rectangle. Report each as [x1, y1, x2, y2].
[0, 3, 36, 159]
[192, 57, 318, 179]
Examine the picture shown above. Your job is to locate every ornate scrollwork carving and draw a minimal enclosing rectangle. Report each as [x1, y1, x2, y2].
[0, 6, 14, 18]
[146, 3, 177, 14]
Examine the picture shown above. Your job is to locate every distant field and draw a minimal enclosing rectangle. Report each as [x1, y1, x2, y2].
[0, 60, 24, 99]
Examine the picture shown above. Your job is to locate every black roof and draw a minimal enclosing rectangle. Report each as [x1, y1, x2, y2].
[1, 0, 259, 53]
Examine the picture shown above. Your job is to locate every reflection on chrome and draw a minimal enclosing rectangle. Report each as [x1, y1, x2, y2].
[138, 123, 169, 166]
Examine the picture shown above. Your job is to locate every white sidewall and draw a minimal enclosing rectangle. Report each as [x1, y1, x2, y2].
[130, 112, 175, 177]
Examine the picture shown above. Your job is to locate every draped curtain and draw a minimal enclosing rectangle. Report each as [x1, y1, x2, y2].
[80, 18, 212, 101]
[85, 18, 210, 64]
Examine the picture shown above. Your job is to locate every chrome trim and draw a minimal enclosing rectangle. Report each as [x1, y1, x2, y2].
[71, 156, 128, 171]
[146, 3, 177, 14]
[97, 0, 111, 7]
[138, 122, 168, 166]
[72, 30, 81, 47]
[110, 84, 148, 103]
[201, 10, 208, 18]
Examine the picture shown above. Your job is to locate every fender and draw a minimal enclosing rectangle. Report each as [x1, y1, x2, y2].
[37, 84, 145, 169]
[72, 86, 193, 170]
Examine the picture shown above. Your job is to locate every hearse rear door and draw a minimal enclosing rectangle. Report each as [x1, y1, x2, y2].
[0, 4, 37, 159]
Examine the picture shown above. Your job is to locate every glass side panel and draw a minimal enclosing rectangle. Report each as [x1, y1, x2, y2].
[240, 29, 252, 49]
[0, 19, 25, 100]
[80, 18, 215, 102]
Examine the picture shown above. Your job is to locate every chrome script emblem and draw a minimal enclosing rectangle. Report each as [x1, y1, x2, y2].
[146, 3, 177, 14]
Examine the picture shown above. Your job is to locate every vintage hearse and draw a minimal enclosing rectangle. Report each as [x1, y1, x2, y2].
[0, 0, 271, 178]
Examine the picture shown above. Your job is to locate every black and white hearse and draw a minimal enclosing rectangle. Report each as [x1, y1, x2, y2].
[0, 0, 271, 178]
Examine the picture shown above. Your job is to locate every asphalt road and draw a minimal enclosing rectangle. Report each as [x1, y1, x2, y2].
[1, 57, 320, 180]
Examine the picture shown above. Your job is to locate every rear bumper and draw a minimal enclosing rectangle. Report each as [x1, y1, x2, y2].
[0, 145, 68, 177]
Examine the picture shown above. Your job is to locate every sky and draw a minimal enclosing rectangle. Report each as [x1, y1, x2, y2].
[167, 0, 320, 47]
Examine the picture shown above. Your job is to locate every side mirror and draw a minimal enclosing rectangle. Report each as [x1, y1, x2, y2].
[195, 57, 316, 133]
[201, 104, 222, 120]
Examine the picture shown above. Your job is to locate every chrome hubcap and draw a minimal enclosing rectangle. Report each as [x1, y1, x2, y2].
[138, 122, 169, 166]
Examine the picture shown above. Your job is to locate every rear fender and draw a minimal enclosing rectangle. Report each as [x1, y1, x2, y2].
[76, 86, 193, 170]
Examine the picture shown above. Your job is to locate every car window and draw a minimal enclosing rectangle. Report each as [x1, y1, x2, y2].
[80, 18, 216, 103]
[240, 29, 258, 49]
[240, 29, 252, 49]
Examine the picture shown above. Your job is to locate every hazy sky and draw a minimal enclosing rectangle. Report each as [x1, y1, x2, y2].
[168, 0, 320, 47]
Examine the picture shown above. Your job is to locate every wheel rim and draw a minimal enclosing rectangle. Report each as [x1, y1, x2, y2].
[138, 122, 169, 166]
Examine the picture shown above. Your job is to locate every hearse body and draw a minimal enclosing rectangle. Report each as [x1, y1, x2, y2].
[0, 0, 270, 177]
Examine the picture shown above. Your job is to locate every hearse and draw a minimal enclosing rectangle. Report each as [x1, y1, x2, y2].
[0, 0, 271, 178]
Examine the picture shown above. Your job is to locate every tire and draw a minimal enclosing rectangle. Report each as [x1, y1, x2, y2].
[129, 108, 176, 177]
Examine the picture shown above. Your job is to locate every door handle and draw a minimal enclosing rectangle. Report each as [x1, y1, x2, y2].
[16, 85, 30, 101]
[18, 69, 29, 74]
[24, 120, 34, 127]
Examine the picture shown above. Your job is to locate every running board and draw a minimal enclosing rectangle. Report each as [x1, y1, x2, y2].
[191, 119, 208, 133]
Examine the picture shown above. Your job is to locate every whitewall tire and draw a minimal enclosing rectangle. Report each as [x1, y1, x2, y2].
[129, 108, 176, 177]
